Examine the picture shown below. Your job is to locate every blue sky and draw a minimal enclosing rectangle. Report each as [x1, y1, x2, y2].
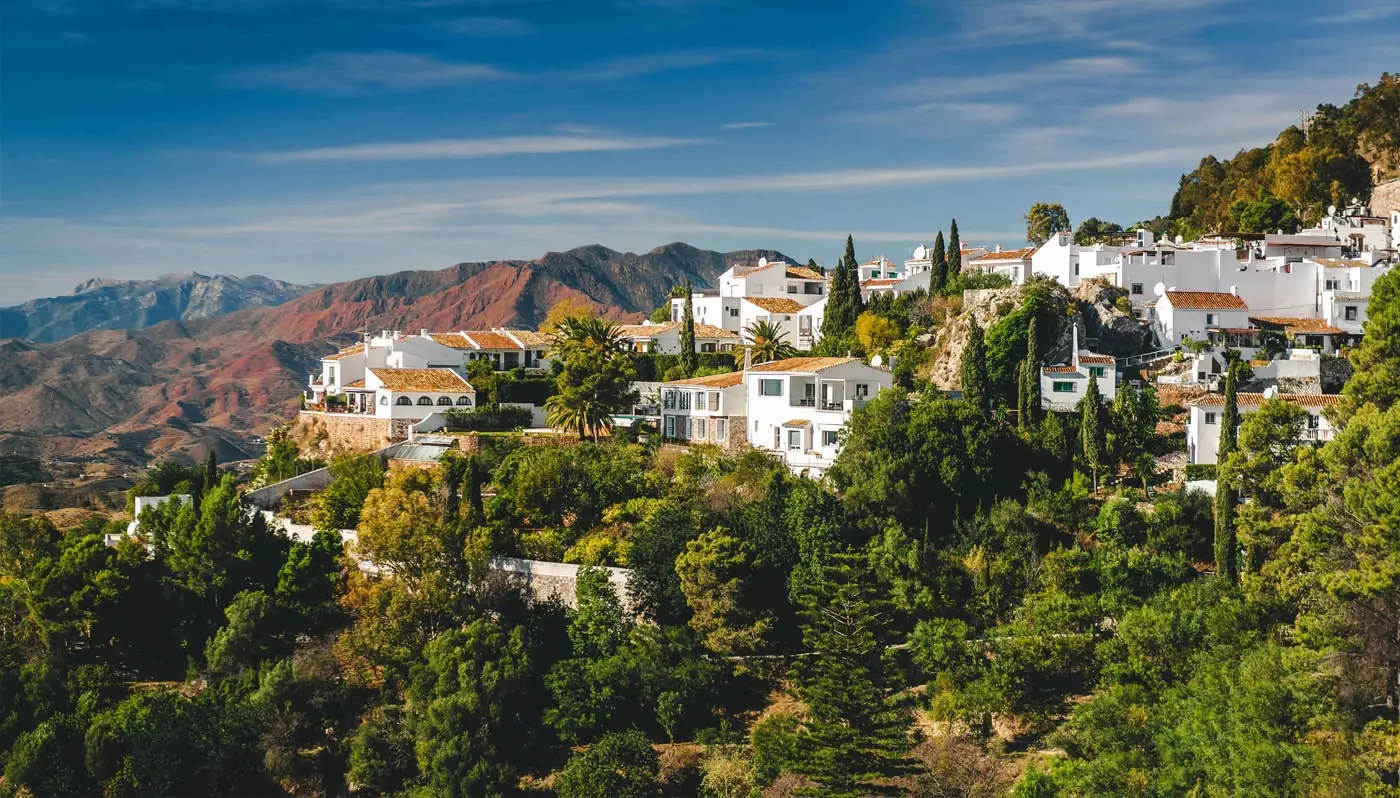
[3, 0, 1397, 301]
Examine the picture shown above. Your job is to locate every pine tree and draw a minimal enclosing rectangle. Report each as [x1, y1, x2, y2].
[961, 321, 988, 414]
[948, 218, 962, 278]
[930, 231, 948, 293]
[789, 554, 912, 794]
[823, 237, 862, 341]
[1214, 360, 1240, 582]
[679, 279, 698, 377]
[1081, 373, 1104, 492]
[808, 257, 824, 275]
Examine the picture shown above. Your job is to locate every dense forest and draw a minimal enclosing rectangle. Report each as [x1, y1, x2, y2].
[1, 272, 1399, 796]
[1152, 73, 1400, 238]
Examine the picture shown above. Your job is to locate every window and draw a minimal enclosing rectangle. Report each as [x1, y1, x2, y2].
[436, 396, 453, 405]
[673, 306, 682, 322]
[1325, 279, 1340, 290]
[728, 307, 739, 318]
[665, 416, 675, 437]
[663, 390, 676, 410]
[679, 392, 692, 410]
[1205, 313, 1216, 325]
[694, 418, 707, 439]
[870, 270, 879, 279]
[396, 396, 412, 406]
[1052, 381, 1075, 393]
[1131, 282, 1144, 295]
[456, 395, 472, 405]
[701, 343, 716, 353]
[328, 365, 337, 384]
[380, 395, 388, 405]
[715, 419, 727, 440]
[1205, 412, 1217, 425]
[787, 430, 802, 450]
[1345, 306, 1358, 321]
[854, 383, 870, 398]
[787, 285, 798, 294]
[708, 392, 720, 411]
[759, 379, 783, 397]
[821, 429, 838, 446]
[1089, 366, 1105, 378]
[416, 396, 433, 406]
[1073, 263, 1080, 276]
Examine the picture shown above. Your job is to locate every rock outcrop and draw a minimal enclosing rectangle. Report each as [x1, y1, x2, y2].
[1073, 280, 1156, 356]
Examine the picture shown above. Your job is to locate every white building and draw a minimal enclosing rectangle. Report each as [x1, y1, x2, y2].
[1185, 390, 1340, 464]
[123, 494, 192, 541]
[1302, 200, 1393, 256]
[744, 356, 892, 476]
[360, 367, 476, 420]
[1041, 352, 1118, 411]
[660, 371, 747, 448]
[968, 246, 1036, 284]
[670, 258, 827, 350]
[1155, 290, 1251, 346]
[616, 321, 742, 354]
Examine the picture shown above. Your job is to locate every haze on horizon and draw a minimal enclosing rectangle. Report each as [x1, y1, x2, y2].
[3, 0, 1397, 302]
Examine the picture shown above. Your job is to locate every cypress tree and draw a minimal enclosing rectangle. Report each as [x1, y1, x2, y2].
[1081, 373, 1104, 492]
[1214, 360, 1240, 582]
[203, 451, 218, 494]
[1021, 318, 1042, 427]
[679, 279, 698, 377]
[961, 321, 988, 413]
[846, 236, 866, 316]
[930, 231, 948, 293]
[948, 218, 962, 277]
[1017, 361, 1029, 430]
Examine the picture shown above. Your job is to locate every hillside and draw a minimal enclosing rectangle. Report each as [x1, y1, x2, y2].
[0, 272, 312, 343]
[0, 243, 787, 495]
[1161, 73, 1400, 236]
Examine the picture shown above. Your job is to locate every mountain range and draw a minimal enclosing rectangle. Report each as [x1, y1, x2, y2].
[1, 272, 312, 343]
[0, 243, 788, 499]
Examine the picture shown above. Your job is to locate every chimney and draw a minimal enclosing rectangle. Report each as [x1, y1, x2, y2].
[995, 244, 1003, 254]
[1229, 285, 1239, 296]
[1072, 322, 1080, 368]
[420, 328, 428, 337]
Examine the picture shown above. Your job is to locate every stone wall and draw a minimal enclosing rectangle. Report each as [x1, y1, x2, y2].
[1371, 177, 1400, 219]
[293, 411, 396, 456]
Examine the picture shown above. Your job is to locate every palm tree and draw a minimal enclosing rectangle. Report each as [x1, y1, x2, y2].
[743, 320, 796, 364]
[549, 315, 629, 359]
[545, 315, 636, 440]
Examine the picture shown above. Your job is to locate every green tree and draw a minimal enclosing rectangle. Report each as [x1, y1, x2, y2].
[743, 319, 796, 364]
[788, 554, 913, 795]
[961, 321, 989, 414]
[1226, 397, 1308, 573]
[680, 279, 698, 377]
[546, 316, 638, 441]
[1214, 360, 1241, 582]
[1073, 217, 1124, 245]
[1079, 374, 1105, 492]
[309, 453, 384, 533]
[1025, 202, 1070, 246]
[1339, 268, 1400, 420]
[408, 619, 538, 798]
[854, 312, 899, 353]
[675, 527, 771, 655]
[847, 234, 865, 317]
[1018, 317, 1042, 429]
[929, 230, 948, 293]
[347, 705, 416, 795]
[555, 729, 660, 798]
[204, 590, 277, 675]
[947, 219, 962, 278]
[824, 236, 861, 341]
[1228, 195, 1298, 233]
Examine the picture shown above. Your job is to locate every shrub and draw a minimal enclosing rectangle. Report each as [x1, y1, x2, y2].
[442, 405, 533, 432]
[496, 374, 555, 405]
[1184, 463, 1217, 480]
[633, 352, 737, 381]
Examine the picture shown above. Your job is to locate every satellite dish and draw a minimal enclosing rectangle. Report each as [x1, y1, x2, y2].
[870, 354, 884, 367]
[1327, 205, 1337, 216]
[758, 256, 768, 267]
[913, 244, 928, 260]
[1152, 282, 1166, 298]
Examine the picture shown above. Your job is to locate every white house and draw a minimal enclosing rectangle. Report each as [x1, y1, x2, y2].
[660, 371, 747, 448]
[968, 246, 1036, 284]
[364, 368, 476, 420]
[1040, 352, 1118, 411]
[744, 356, 892, 475]
[1155, 290, 1250, 346]
[1263, 234, 1344, 260]
[671, 259, 827, 349]
[1185, 390, 1341, 465]
[617, 321, 742, 354]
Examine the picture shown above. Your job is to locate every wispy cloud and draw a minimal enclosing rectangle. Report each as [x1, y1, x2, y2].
[567, 48, 778, 81]
[225, 51, 504, 95]
[440, 16, 534, 35]
[1317, 6, 1400, 23]
[955, 0, 1228, 40]
[720, 121, 774, 130]
[249, 134, 710, 164]
[888, 57, 1140, 102]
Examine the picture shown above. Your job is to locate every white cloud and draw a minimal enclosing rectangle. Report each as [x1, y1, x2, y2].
[565, 48, 778, 81]
[249, 134, 710, 164]
[440, 16, 534, 35]
[720, 121, 774, 130]
[887, 57, 1140, 102]
[225, 51, 504, 94]
[955, 0, 1227, 40]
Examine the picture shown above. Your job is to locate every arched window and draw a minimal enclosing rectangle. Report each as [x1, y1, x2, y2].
[436, 396, 453, 406]
[379, 395, 388, 405]
[456, 395, 472, 406]
[395, 396, 412, 406]
[416, 396, 433, 406]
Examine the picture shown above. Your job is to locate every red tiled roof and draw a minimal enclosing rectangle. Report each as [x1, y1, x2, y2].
[1249, 316, 1344, 335]
[1043, 365, 1080, 374]
[1164, 291, 1248, 310]
[1078, 354, 1115, 364]
[430, 333, 474, 350]
[782, 419, 812, 427]
[665, 371, 744, 388]
[749, 357, 860, 373]
[744, 297, 805, 314]
[325, 343, 365, 360]
[971, 247, 1035, 261]
[1189, 393, 1342, 408]
[369, 368, 473, 393]
[463, 331, 522, 350]
[785, 266, 825, 280]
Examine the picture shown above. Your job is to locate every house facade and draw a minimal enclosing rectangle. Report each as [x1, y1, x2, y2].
[743, 357, 892, 475]
[365, 368, 476, 420]
[659, 371, 747, 448]
[1040, 352, 1118, 411]
[1155, 290, 1251, 346]
[1185, 390, 1340, 465]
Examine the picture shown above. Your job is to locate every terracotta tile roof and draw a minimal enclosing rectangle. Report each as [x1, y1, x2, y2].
[1189, 392, 1343, 408]
[617, 323, 677, 338]
[369, 368, 473, 393]
[693, 324, 741, 340]
[430, 333, 474, 350]
[463, 331, 522, 350]
[507, 329, 549, 347]
[785, 266, 825, 280]
[861, 278, 903, 287]
[1043, 365, 1081, 374]
[1332, 293, 1368, 301]
[665, 371, 744, 388]
[744, 297, 805, 314]
[1313, 258, 1370, 269]
[325, 343, 365, 360]
[782, 419, 811, 427]
[1164, 291, 1248, 310]
[971, 247, 1035, 261]
[1249, 316, 1345, 335]
[1078, 354, 1116, 364]
[343, 378, 366, 389]
[749, 356, 860, 373]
